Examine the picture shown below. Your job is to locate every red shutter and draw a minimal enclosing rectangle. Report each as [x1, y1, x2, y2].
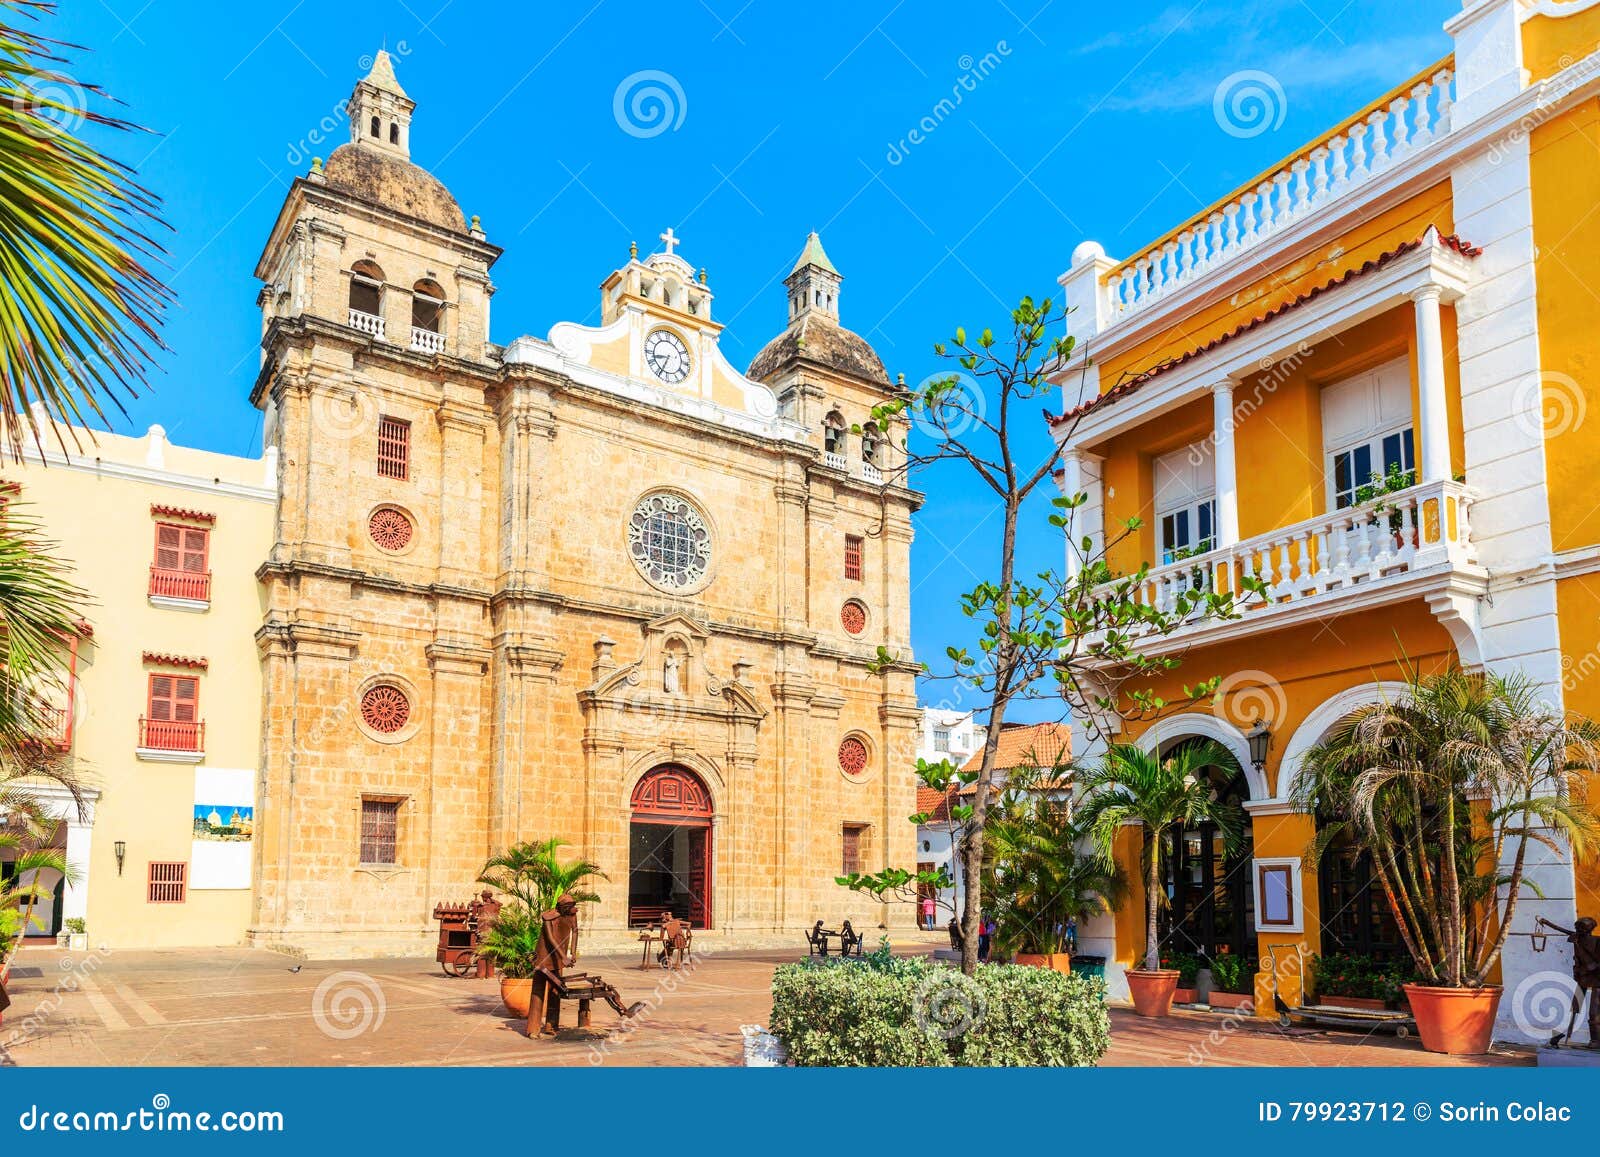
[180, 527, 209, 572]
[844, 535, 864, 581]
[154, 523, 182, 570]
[148, 674, 198, 722]
[147, 861, 187, 903]
[377, 416, 410, 480]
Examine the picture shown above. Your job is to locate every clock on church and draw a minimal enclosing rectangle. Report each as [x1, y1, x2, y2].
[644, 328, 691, 384]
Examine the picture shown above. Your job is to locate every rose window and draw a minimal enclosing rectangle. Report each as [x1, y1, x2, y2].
[840, 600, 867, 635]
[838, 736, 869, 777]
[368, 507, 413, 552]
[360, 684, 411, 734]
[627, 492, 712, 592]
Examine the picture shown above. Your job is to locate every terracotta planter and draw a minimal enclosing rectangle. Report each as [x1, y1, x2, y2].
[1012, 952, 1073, 973]
[1127, 969, 1181, 1018]
[1403, 984, 1502, 1055]
[1322, 994, 1387, 1012]
[500, 977, 533, 1018]
[1172, 987, 1198, 1005]
[1209, 991, 1255, 1012]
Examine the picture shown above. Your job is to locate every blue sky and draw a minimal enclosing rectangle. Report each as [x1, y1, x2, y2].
[54, 0, 1454, 723]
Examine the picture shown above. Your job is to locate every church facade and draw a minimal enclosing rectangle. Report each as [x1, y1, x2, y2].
[247, 53, 921, 954]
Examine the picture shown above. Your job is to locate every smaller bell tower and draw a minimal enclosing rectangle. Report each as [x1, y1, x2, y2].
[785, 232, 842, 323]
[347, 50, 414, 159]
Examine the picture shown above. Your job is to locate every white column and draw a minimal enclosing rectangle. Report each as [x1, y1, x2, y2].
[1060, 450, 1083, 582]
[62, 818, 93, 922]
[1412, 285, 1451, 484]
[1212, 381, 1240, 548]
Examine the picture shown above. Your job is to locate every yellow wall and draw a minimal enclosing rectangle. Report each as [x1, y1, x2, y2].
[1522, 9, 1600, 86]
[1531, 98, 1600, 552]
[5, 427, 273, 948]
[1556, 574, 1600, 918]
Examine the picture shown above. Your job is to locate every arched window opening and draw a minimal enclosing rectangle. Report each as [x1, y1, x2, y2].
[389, 122, 399, 145]
[411, 279, 445, 334]
[348, 260, 385, 320]
[823, 411, 846, 457]
[861, 422, 881, 466]
[369, 115, 380, 138]
[1154, 737, 1255, 965]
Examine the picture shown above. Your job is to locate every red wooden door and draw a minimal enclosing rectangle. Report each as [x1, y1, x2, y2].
[687, 825, 711, 929]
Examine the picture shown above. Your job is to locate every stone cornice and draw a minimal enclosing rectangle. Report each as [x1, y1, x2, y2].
[256, 558, 493, 604]
[426, 640, 493, 675]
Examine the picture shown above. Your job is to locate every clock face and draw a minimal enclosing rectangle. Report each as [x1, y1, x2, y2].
[645, 329, 691, 384]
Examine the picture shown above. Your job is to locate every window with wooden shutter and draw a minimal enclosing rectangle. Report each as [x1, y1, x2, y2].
[147, 861, 187, 903]
[143, 674, 201, 751]
[360, 798, 401, 864]
[841, 824, 868, 875]
[150, 522, 211, 601]
[844, 534, 863, 581]
[377, 415, 410, 480]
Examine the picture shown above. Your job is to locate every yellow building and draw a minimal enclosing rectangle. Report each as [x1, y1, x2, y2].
[1051, 0, 1600, 1042]
[245, 53, 921, 956]
[3, 421, 275, 948]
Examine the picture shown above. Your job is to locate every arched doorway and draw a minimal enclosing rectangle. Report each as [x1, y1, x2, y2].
[1156, 738, 1255, 962]
[628, 765, 713, 929]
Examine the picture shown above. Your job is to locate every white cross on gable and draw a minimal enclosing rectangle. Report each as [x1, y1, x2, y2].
[658, 227, 680, 256]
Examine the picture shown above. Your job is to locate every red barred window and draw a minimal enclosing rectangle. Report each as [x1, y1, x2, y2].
[150, 522, 211, 602]
[360, 798, 400, 865]
[841, 824, 868, 875]
[377, 415, 410, 480]
[147, 861, 187, 903]
[844, 534, 863, 581]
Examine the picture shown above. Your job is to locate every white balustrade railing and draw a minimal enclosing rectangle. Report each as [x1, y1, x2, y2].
[824, 451, 847, 471]
[1104, 66, 1454, 322]
[348, 308, 386, 339]
[1097, 479, 1474, 635]
[410, 327, 445, 354]
[861, 462, 883, 484]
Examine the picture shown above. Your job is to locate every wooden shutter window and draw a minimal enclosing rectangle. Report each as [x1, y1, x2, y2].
[841, 824, 867, 876]
[844, 534, 863, 581]
[147, 861, 187, 903]
[377, 416, 410, 480]
[360, 798, 400, 865]
[148, 674, 199, 723]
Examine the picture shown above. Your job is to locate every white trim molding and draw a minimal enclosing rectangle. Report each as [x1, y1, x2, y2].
[1253, 856, 1306, 934]
[1274, 680, 1412, 806]
[1133, 711, 1265, 802]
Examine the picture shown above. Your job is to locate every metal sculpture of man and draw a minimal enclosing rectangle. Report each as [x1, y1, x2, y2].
[1537, 915, 1600, 1049]
[526, 892, 644, 1039]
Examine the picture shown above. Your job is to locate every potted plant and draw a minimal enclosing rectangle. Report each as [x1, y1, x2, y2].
[1352, 464, 1417, 550]
[1206, 953, 1256, 1011]
[475, 838, 606, 1016]
[1077, 740, 1245, 1017]
[1296, 668, 1600, 1054]
[983, 763, 1126, 972]
[1159, 951, 1202, 1004]
[62, 918, 87, 952]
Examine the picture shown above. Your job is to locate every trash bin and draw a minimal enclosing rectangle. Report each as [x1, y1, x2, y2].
[1070, 955, 1106, 979]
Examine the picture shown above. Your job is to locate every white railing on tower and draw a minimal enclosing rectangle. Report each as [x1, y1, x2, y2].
[824, 451, 847, 472]
[1103, 64, 1454, 323]
[861, 462, 883, 484]
[348, 308, 386, 339]
[410, 327, 445, 354]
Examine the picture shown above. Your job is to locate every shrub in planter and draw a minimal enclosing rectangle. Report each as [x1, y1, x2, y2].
[769, 958, 1110, 1067]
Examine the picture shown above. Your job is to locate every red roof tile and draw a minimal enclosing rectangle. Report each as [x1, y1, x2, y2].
[1048, 231, 1481, 429]
[959, 721, 1072, 776]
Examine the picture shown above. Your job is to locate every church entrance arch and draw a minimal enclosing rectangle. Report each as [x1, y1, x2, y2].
[628, 765, 713, 929]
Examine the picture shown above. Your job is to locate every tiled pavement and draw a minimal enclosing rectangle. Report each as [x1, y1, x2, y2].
[0, 946, 1531, 1068]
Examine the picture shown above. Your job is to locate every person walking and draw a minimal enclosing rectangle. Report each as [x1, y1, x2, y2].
[920, 895, 936, 931]
[978, 912, 993, 962]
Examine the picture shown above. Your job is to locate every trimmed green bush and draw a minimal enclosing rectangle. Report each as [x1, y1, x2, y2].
[769, 958, 1110, 1067]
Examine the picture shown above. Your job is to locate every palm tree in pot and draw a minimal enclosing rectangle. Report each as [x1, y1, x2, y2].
[475, 839, 607, 1017]
[1294, 668, 1599, 1054]
[1075, 739, 1245, 1016]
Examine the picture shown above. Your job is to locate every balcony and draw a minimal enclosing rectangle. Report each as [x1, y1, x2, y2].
[823, 451, 847, 471]
[148, 566, 211, 606]
[19, 699, 70, 750]
[347, 308, 386, 340]
[137, 717, 205, 762]
[861, 462, 883, 484]
[1085, 478, 1486, 661]
[409, 327, 445, 354]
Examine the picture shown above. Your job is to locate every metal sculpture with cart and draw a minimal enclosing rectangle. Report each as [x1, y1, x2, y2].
[527, 893, 644, 1038]
[1534, 915, 1600, 1049]
[432, 890, 502, 978]
[1267, 943, 1415, 1038]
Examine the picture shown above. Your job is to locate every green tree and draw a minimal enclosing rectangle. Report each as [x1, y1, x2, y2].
[1074, 740, 1245, 972]
[1292, 668, 1600, 988]
[845, 296, 1258, 973]
[477, 837, 606, 914]
[0, 0, 170, 459]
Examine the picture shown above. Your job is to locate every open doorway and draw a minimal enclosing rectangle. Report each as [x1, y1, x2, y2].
[628, 765, 713, 929]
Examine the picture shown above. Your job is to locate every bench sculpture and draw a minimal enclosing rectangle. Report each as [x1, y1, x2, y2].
[527, 893, 645, 1038]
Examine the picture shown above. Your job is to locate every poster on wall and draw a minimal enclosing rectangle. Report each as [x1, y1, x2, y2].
[191, 767, 253, 890]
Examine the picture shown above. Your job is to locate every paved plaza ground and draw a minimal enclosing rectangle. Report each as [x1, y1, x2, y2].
[0, 944, 1532, 1068]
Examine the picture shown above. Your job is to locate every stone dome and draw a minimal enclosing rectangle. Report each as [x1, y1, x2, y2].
[320, 143, 466, 233]
[746, 313, 889, 386]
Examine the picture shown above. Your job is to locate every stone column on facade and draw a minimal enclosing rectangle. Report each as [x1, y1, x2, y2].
[434, 401, 489, 592]
[494, 378, 556, 590]
[770, 678, 815, 930]
[1411, 284, 1452, 485]
[491, 639, 564, 856]
[424, 640, 492, 929]
[1211, 380, 1241, 548]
